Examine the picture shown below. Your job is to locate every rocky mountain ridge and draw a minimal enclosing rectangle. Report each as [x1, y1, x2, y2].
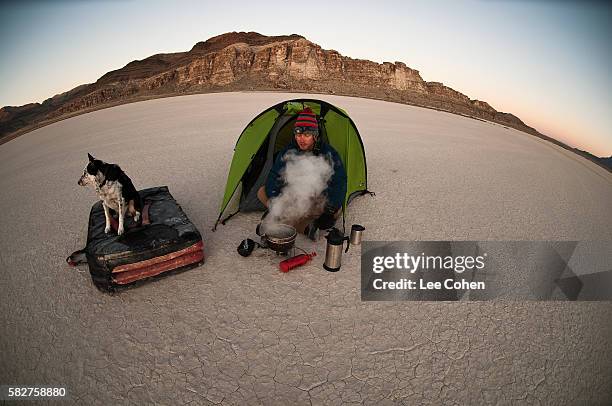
[1, 31, 609, 171]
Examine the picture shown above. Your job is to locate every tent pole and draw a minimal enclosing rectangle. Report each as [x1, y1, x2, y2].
[212, 213, 223, 232]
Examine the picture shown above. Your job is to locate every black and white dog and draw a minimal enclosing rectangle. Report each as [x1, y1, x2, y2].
[78, 153, 142, 236]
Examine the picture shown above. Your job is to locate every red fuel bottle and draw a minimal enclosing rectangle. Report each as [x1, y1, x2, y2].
[279, 253, 316, 272]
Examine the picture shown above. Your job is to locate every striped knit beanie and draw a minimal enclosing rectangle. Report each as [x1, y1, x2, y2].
[294, 107, 319, 134]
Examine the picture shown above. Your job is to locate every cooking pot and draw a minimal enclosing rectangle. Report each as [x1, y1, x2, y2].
[260, 223, 297, 253]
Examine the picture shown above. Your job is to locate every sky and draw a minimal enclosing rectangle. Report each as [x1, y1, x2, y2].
[1, 0, 610, 157]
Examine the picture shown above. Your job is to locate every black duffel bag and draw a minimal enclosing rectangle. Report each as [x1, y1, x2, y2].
[68, 186, 204, 292]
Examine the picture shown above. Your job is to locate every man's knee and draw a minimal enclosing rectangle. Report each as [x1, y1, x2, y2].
[257, 186, 269, 208]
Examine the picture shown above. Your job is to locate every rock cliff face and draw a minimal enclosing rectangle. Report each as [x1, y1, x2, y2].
[0, 31, 539, 141]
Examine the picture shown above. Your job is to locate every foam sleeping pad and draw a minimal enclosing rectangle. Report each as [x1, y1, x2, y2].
[82, 186, 204, 291]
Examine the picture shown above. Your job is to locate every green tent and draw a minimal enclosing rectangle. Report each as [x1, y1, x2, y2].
[214, 98, 369, 230]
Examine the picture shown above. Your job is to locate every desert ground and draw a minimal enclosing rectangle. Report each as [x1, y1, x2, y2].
[1, 92, 611, 405]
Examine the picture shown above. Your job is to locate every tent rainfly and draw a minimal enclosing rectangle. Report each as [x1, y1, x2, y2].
[214, 99, 370, 230]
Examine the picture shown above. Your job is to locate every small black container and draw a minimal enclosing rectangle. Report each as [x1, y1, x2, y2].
[237, 239, 256, 257]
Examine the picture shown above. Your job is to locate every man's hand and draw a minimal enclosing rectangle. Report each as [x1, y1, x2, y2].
[305, 221, 320, 241]
[315, 210, 336, 230]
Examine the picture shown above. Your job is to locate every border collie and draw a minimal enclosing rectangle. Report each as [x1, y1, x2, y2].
[78, 153, 142, 236]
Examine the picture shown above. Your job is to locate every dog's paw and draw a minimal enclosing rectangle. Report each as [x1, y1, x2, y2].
[117, 227, 125, 236]
[134, 212, 141, 223]
[104, 226, 111, 234]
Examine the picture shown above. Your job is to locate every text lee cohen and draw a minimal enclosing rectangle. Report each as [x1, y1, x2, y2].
[372, 278, 485, 290]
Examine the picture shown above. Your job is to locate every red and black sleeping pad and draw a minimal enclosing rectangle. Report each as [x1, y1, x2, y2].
[67, 186, 204, 291]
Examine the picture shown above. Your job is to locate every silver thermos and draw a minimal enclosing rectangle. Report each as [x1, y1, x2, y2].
[349, 224, 365, 246]
[323, 228, 348, 272]
[323, 225, 366, 272]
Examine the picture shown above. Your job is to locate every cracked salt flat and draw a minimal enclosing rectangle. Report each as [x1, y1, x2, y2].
[0, 92, 611, 405]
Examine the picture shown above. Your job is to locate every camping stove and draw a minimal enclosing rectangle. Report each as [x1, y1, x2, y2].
[259, 223, 297, 255]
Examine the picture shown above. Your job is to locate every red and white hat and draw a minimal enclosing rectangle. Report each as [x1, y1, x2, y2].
[294, 107, 319, 134]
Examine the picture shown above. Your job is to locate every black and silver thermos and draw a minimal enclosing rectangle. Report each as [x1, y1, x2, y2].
[323, 228, 348, 272]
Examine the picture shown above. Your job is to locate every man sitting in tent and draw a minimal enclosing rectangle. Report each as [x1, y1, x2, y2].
[257, 107, 347, 240]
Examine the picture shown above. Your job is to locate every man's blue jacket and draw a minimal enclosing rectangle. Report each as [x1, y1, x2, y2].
[265, 140, 347, 210]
